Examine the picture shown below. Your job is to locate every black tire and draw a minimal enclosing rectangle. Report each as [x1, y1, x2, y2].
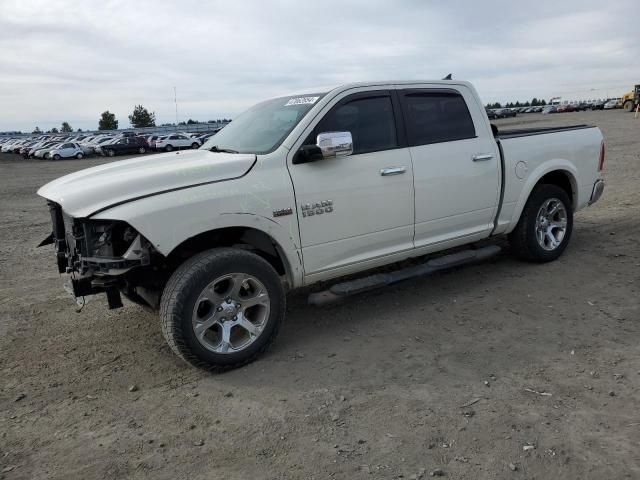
[52, 154, 61, 160]
[138, 147, 146, 154]
[107, 149, 115, 157]
[623, 101, 634, 112]
[191, 142, 199, 149]
[160, 248, 285, 371]
[76, 152, 83, 159]
[509, 184, 573, 263]
[165, 144, 173, 152]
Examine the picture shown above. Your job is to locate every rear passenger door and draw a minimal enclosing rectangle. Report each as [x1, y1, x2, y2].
[399, 86, 500, 248]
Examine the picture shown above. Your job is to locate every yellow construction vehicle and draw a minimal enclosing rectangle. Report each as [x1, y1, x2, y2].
[622, 85, 640, 112]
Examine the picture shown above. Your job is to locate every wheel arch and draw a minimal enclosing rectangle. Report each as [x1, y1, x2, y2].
[167, 226, 295, 287]
[508, 164, 578, 233]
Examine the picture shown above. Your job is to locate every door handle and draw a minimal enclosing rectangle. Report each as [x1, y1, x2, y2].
[380, 166, 406, 176]
[472, 154, 493, 162]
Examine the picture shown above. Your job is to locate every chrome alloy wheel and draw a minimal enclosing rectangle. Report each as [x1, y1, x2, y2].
[191, 273, 270, 354]
[535, 198, 568, 251]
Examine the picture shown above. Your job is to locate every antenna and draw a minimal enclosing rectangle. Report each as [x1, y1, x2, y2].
[174, 86, 178, 130]
[442, 73, 452, 80]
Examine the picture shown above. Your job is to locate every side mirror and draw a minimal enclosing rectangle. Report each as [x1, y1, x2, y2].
[293, 131, 353, 164]
[317, 131, 353, 158]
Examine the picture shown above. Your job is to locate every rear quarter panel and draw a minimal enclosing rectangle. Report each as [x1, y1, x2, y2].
[494, 126, 603, 234]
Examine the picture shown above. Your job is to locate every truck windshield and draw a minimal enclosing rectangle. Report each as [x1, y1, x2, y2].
[201, 93, 326, 154]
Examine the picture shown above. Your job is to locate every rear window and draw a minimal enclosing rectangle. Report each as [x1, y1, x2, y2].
[401, 91, 476, 146]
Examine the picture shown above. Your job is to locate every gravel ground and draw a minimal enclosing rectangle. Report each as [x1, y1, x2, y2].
[1, 110, 639, 479]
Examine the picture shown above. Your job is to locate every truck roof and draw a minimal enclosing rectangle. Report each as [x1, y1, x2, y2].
[284, 79, 474, 97]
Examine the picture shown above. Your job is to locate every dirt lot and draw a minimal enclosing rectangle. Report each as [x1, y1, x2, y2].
[1, 111, 639, 479]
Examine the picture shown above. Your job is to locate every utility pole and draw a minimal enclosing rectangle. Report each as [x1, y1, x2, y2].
[174, 86, 179, 130]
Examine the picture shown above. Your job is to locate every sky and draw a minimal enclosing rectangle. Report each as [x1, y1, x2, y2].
[0, 0, 637, 132]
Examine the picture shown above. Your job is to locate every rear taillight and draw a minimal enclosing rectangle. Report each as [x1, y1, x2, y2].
[598, 140, 605, 172]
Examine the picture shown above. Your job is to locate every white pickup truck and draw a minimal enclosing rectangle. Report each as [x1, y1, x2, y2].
[38, 80, 605, 370]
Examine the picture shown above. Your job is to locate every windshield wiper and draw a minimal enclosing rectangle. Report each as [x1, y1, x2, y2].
[209, 145, 239, 154]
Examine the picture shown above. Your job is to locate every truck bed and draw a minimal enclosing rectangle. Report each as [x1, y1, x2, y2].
[491, 122, 603, 236]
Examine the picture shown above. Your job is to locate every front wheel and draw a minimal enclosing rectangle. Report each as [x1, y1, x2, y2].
[107, 149, 115, 157]
[165, 145, 173, 152]
[160, 248, 285, 371]
[191, 142, 199, 149]
[138, 147, 146, 154]
[509, 184, 573, 262]
[76, 152, 83, 159]
[52, 154, 61, 160]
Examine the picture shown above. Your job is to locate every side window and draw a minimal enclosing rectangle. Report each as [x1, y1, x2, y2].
[401, 91, 476, 146]
[62, 143, 73, 148]
[315, 95, 398, 155]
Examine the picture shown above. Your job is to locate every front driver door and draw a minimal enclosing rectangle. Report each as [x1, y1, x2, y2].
[288, 91, 415, 279]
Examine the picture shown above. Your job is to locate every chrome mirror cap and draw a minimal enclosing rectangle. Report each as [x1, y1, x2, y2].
[317, 131, 353, 158]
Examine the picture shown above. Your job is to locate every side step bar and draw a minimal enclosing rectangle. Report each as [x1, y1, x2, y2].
[308, 245, 501, 306]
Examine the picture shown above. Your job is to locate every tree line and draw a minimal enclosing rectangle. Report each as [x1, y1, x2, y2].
[32, 105, 230, 134]
[485, 98, 548, 109]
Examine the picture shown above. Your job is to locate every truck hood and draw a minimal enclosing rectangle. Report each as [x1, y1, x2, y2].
[37, 149, 256, 218]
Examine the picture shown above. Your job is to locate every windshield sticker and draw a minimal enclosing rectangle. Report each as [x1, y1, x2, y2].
[284, 96, 319, 106]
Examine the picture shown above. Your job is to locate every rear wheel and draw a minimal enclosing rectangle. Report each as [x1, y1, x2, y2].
[52, 154, 61, 160]
[165, 145, 173, 152]
[107, 149, 115, 157]
[509, 184, 573, 262]
[76, 152, 83, 159]
[191, 142, 199, 149]
[138, 146, 146, 154]
[160, 248, 285, 371]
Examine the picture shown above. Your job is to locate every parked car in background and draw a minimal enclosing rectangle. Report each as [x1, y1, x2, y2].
[154, 134, 202, 151]
[85, 136, 115, 154]
[557, 104, 575, 113]
[604, 99, 619, 110]
[33, 143, 63, 159]
[590, 100, 606, 110]
[48, 142, 85, 160]
[148, 135, 166, 150]
[486, 109, 498, 119]
[542, 105, 557, 114]
[19, 141, 39, 157]
[495, 108, 517, 118]
[98, 136, 148, 157]
[26, 141, 57, 158]
[1, 139, 21, 153]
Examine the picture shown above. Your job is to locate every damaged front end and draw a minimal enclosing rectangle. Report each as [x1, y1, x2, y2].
[40, 201, 156, 309]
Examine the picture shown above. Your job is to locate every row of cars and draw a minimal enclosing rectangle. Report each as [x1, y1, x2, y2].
[0, 130, 220, 160]
[486, 98, 624, 119]
[486, 106, 545, 119]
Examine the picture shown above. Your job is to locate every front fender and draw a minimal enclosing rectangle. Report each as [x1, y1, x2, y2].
[91, 178, 303, 287]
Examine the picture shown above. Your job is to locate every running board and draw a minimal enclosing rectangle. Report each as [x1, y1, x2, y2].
[308, 245, 501, 306]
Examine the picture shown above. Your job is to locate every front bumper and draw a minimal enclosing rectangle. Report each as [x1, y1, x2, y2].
[43, 202, 150, 309]
[589, 179, 605, 205]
